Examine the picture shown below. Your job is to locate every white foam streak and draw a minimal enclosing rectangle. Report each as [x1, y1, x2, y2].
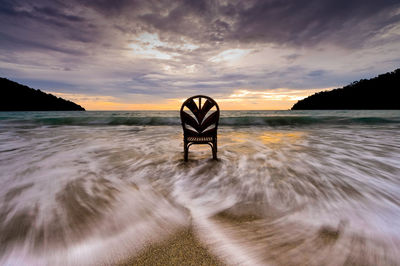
[193, 213, 267, 266]
[1, 122, 400, 265]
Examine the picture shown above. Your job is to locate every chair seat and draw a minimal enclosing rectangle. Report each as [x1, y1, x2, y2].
[187, 136, 213, 142]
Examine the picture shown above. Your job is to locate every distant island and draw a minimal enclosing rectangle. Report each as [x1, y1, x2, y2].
[291, 69, 400, 110]
[0, 78, 85, 111]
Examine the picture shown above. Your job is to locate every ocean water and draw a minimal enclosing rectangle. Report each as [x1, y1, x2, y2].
[0, 110, 400, 265]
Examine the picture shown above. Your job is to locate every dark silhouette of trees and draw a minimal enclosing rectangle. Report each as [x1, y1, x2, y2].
[0, 78, 85, 111]
[291, 69, 400, 110]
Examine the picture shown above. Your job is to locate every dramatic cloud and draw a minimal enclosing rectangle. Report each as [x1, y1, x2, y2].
[1, 0, 399, 109]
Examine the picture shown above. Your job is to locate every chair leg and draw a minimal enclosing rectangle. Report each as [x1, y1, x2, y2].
[184, 141, 188, 161]
[212, 142, 217, 160]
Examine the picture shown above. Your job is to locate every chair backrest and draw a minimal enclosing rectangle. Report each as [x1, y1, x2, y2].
[180, 95, 220, 136]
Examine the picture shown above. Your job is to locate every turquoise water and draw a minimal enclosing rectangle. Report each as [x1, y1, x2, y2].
[0, 110, 400, 265]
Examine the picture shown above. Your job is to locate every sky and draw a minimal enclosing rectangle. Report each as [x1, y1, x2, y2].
[1, 0, 400, 110]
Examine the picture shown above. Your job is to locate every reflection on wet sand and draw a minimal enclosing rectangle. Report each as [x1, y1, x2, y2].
[222, 130, 305, 144]
[259, 131, 305, 145]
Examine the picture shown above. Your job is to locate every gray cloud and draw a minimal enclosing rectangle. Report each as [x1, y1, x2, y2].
[229, 0, 400, 46]
[2, 0, 399, 56]
[1, 0, 400, 107]
[4, 0, 397, 51]
[0, 0, 101, 54]
[84, 0, 400, 47]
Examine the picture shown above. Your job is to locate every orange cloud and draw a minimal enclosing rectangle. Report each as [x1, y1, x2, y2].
[49, 88, 329, 110]
[215, 88, 328, 110]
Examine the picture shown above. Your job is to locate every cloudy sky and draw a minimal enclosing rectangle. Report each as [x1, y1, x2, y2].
[1, 0, 399, 110]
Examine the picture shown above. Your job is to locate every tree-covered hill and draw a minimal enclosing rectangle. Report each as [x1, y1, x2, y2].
[0, 78, 85, 111]
[291, 69, 400, 110]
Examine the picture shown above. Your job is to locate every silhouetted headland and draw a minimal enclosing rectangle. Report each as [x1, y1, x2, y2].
[291, 69, 400, 110]
[0, 78, 85, 111]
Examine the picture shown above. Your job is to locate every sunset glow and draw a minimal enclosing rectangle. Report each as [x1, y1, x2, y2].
[51, 87, 324, 110]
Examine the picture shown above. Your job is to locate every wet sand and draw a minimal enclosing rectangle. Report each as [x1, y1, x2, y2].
[1, 113, 400, 265]
[120, 228, 223, 266]
[209, 205, 399, 266]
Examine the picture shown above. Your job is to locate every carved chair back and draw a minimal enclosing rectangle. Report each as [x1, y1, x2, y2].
[180, 95, 219, 161]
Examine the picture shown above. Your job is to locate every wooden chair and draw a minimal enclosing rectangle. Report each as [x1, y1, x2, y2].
[180, 95, 220, 161]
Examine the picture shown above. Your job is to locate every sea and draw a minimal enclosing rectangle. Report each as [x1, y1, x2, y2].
[0, 110, 400, 265]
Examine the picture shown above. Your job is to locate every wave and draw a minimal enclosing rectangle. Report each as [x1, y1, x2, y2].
[2, 115, 400, 126]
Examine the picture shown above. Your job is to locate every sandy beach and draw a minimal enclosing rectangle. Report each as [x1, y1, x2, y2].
[121, 228, 223, 266]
